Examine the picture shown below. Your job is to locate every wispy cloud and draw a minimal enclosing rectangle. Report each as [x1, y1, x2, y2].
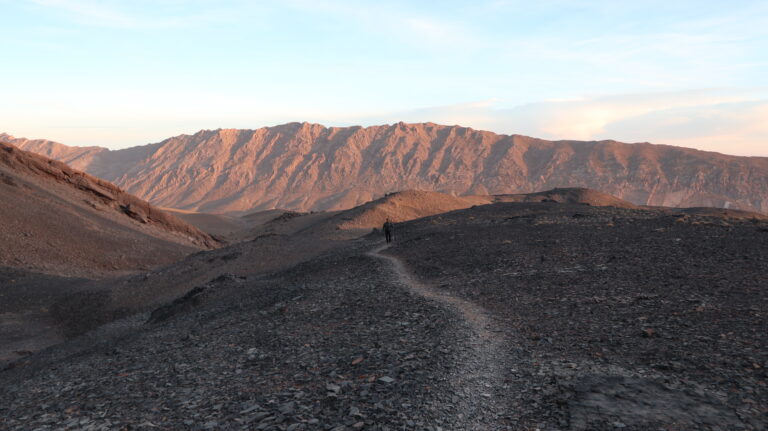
[27, 0, 226, 29]
[281, 0, 768, 91]
[6, 0, 767, 156]
[281, 0, 481, 51]
[346, 89, 768, 157]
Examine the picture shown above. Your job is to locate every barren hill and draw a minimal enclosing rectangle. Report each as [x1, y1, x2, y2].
[332, 190, 490, 229]
[176, 188, 651, 245]
[0, 133, 106, 171]
[7, 122, 768, 213]
[493, 187, 639, 208]
[0, 142, 217, 277]
[2, 195, 766, 429]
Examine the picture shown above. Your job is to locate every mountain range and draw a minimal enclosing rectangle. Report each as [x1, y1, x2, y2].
[3, 122, 767, 214]
[2, 129, 767, 429]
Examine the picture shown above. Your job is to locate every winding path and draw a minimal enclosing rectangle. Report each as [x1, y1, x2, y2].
[367, 243, 510, 429]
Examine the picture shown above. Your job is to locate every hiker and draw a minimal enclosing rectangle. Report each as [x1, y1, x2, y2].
[383, 218, 394, 243]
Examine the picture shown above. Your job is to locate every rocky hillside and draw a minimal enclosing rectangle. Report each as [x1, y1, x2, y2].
[6, 123, 768, 213]
[2, 199, 766, 430]
[0, 142, 218, 276]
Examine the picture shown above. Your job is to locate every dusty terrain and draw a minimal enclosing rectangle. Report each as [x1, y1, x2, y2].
[172, 190, 492, 242]
[0, 190, 765, 430]
[7, 122, 768, 213]
[33, 189, 494, 343]
[0, 142, 217, 277]
[0, 142, 218, 366]
[1, 188, 488, 366]
[389, 201, 768, 429]
[162, 208, 252, 240]
[0, 268, 88, 364]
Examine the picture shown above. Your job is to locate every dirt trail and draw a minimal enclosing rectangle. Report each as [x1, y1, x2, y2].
[369, 244, 501, 341]
[368, 243, 510, 429]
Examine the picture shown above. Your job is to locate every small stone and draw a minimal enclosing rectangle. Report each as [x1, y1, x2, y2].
[279, 402, 295, 414]
[378, 376, 395, 383]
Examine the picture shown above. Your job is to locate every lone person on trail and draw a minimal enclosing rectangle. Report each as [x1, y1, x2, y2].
[383, 218, 394, 243]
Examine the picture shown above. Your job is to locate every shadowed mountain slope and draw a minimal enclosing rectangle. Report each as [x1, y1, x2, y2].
[7, 122, 768, 214]
[0, 142, 217, 277]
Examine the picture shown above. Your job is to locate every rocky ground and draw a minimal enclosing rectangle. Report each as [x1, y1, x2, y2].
[1, 201, 766, 430]
[0, 268, 87, 363]
[0, 240, 503, 430]
[389, 202, 768, 430]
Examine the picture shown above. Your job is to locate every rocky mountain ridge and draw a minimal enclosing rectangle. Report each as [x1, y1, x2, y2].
[5, 123, 768, 213]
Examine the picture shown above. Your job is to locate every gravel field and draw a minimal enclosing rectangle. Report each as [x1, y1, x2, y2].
[389, 202, 768, 430]
[1, 241, 508, 430]
[1, 201, 766, 430]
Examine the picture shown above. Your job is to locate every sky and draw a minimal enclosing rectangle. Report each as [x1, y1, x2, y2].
[1, 0, 767, 156]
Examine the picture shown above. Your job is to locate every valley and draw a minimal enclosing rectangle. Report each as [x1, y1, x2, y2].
[1, 180, 766, 429]
[0, 140, 766, 430]
[6, 1, 766, 428]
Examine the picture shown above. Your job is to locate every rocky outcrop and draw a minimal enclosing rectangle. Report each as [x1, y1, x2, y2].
[7, 122, 768, 213]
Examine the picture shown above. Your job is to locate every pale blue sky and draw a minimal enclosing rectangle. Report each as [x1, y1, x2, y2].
[1, 0, 767, 155]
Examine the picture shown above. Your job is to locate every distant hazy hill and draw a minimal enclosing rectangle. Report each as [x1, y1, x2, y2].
[0, 141, 217, 277]
[5, 122, 768, 213]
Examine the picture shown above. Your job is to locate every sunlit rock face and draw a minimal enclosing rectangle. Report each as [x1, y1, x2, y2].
[8, 122, 768, 214]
